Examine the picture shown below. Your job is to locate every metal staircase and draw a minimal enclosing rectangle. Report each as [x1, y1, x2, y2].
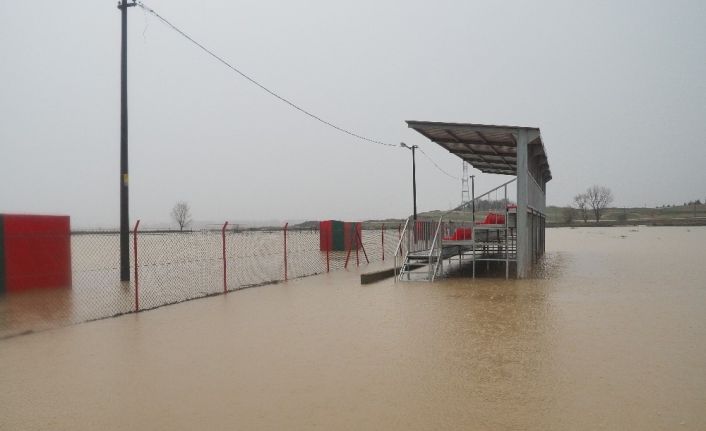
[394, 178, 518, 282]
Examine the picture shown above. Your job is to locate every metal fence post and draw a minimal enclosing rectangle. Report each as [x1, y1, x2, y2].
[355, 225, 360, 267]
[381, 224, 385, 261]
[222, 221, 228, 294]
[284, 222, 288, 281]
[344, 226, 353, 269]
[133, 219, 140, 312]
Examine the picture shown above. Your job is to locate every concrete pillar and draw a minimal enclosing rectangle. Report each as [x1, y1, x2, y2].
[516, 129, 530, 278]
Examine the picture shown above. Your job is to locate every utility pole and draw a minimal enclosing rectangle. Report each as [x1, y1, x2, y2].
[470, 175, 475, 225]
[119, 0, 136, 281]
[400, 143, 419, 220]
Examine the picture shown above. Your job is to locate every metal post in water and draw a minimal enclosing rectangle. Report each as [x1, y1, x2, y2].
[400, 142, 419, 222]
[222, 221, 229, 293]
[283, 223, 288, 281]
[118, 0, 136, 282]
[133, 219, 140, 311]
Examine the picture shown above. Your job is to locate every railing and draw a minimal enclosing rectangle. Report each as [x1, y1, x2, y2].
[393, 217, 440, 281]
[392, 178, 519, 283]
[452, 177, 517, 215]
[393, 217, 410, 280]
[428, 216, 444, 281]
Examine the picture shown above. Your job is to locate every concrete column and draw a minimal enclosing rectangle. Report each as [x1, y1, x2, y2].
[516, 129, 530, 278]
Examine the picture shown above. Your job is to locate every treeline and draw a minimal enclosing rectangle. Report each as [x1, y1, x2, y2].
[658, 199, 703, 208]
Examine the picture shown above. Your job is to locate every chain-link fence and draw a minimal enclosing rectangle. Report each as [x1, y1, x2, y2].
[0, 221, 402, 339]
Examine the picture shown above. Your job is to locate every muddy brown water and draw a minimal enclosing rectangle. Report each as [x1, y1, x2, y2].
[1, 226, 705, 430]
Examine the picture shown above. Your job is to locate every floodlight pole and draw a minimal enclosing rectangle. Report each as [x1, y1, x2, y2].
[471, 175, 475, 225]
[119, 0, 136, 281]
[400, 143, 419, 221]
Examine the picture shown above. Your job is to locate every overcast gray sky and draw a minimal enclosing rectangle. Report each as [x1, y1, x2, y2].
[1, 0, 705, 228]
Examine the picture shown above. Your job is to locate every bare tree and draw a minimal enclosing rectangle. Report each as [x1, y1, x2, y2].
[585, 185, 614, 222]
[573, 193, 589, 223]
[171, 201, 192, 231]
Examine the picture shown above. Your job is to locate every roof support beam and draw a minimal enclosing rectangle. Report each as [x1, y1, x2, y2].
[453, 150, 517, 159]
[516, 128, 530, 279]
[476, 130, 515, 171]
[434, 138, 518, 148]
[445, 129, 496, 168]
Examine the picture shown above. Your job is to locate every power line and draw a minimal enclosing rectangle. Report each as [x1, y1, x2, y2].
[136, 2, 395, 148]
[135, 2, 461, 182]
[417, 147, 460, 180]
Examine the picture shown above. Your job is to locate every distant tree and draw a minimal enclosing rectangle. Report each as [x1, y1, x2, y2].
[171, 201, 192, 231]
[561, 206, 575, 224]
[696, 199, 703, 205]
[585, 185, 614, 222]
[573, 193, 589, 223]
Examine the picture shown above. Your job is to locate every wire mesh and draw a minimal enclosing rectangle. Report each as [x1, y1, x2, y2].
[0, 220, 401, 339]
[136, 230, 222, 311]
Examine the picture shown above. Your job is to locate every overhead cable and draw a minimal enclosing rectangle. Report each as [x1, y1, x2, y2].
[136, 2, 396, 148]
[418, 148, 460, 180]
[136, 2, 461, 181]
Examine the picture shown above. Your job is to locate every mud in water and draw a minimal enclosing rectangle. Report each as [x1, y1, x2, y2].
[0, 226, 705, 430]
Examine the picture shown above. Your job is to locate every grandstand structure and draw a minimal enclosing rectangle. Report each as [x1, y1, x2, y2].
[395, 121, 551, 280]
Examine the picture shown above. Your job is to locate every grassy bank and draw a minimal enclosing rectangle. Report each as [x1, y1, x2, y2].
[545, 204, 706, 227]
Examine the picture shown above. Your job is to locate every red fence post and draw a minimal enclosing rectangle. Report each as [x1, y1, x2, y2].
[284, 223, 288, 281]
[344, 228, 352, 269]
[357, 225, 369, 264]
[381, 224, 385, 261]
[355, 224, 360, 267]
[222, 221, 229, 294]
[133, 219, 140, 312]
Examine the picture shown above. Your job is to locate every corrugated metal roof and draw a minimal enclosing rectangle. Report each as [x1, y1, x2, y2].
[406, 121, 551, 181]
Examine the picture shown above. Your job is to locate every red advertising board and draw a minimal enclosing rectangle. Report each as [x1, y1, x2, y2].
[1, 214, 71, 292]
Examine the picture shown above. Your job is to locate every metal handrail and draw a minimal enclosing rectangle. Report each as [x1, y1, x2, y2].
[427, 216, 443, 280]
[431, 218, 446, 282]
[393, 217, 410, 281]
[393, 217, 410, 258]
[451, 177, 517, 212]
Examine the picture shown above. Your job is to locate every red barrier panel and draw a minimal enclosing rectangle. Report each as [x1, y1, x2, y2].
[2, 214, 71, 292]
[343, 222, 362, 251]
[319, 220, 332, 251]
[482, 213, 506, 224]
[444, 227, 473, 241]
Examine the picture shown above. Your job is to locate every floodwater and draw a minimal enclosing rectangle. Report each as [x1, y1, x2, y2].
[0, 226, 705, 430]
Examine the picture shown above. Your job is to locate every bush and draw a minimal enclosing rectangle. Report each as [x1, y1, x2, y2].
[562, 207, 575, 224]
